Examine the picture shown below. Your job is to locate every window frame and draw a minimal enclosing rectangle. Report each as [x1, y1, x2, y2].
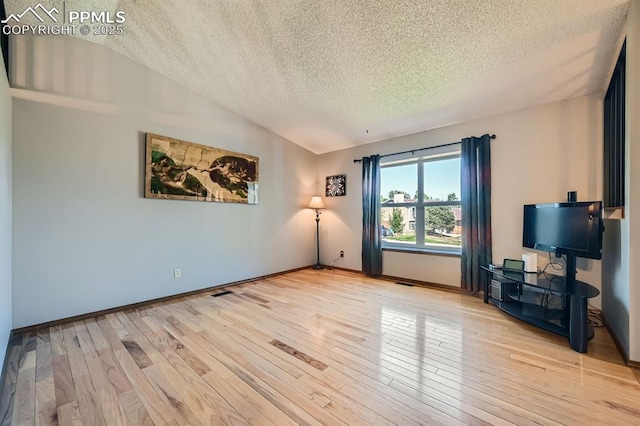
[603, 39, 625, 210]
[381, 152, 462, 255]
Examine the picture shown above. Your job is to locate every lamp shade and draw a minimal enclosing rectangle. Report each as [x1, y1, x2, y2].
[307, 196, 326, 209]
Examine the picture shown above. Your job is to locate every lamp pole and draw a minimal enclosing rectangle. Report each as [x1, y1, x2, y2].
[313, 209, 324, 269]
[307, 195, 326, 270]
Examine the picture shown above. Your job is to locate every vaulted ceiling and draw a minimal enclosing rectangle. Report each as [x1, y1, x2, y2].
[5, 0, 630, 153]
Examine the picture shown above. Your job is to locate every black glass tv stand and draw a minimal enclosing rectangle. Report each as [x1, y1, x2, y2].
[481, 265, 600, 353]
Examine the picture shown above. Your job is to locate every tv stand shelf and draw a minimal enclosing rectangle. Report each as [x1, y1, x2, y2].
[482, 266, 599, 353]
[491, 299, 570, 337]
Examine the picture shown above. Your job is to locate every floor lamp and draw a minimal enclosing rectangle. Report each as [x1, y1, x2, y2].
[307, 196, 326, 270]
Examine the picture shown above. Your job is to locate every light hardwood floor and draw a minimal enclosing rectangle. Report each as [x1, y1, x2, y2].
[1, 269, 640, 425]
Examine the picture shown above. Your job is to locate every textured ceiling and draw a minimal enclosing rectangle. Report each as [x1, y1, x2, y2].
[5, 0, 630, 153]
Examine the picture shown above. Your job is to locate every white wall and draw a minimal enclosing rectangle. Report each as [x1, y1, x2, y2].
[11, 36, 317, 328]
[602, 0, 640, 363]
[627, 0, 640, 362]
[0, 51, 12, 368]
[602, 217, 628, 354]
[318, 95, 603, 306]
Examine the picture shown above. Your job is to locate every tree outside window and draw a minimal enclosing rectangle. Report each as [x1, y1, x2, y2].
[390, 208, 405, 234]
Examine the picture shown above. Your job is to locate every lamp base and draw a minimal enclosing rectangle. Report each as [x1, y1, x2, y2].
[312, 264, 325, 270]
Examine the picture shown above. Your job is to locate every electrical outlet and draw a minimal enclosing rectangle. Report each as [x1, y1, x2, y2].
[174, 269, 181, 278]
[340, 250, 344, 257]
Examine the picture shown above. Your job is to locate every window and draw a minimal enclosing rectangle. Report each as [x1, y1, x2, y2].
[380, 153, 461, 252]
[604, 40, 625, 209]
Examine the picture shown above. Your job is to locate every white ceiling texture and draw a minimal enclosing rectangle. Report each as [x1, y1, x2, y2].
[5, 0, 630, 154]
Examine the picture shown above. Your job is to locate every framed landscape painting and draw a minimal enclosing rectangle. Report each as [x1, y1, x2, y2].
[145, 133, 259, 204]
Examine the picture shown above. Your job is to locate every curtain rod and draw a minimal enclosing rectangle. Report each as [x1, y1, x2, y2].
[352, 134, 496, 163]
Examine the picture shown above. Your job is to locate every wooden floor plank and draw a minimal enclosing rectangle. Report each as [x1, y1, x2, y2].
[117, 390, 153, 426]
[113, 348, 175, 426]
[190, 329, 337, 425]
[117, 312, 252, 426]
[51, 355, 76, 409]
[34, 376, 57, 426]
[142, 364, 202, 426]
[3, 269, 640, 425]
[270, 339, 329, 371]
[60, 325, 89, 379]
[93, 386, 129, 426]
[84, 348, 130, 426]
[184, 299, 347, 390]
[57, 401, 82, 426]
[35, 342, 53, 384]
[35, 330, 51, 346]
[84, 319, 110, 352]
[72, 373, 106, 426]
[0, 335, 23, 426]
[11, 350, 36, 425]
[195, 322, 397, 426]
[96, 348, 133, 396]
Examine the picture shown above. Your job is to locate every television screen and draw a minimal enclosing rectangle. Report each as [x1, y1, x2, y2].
[523, 201, 603, 260]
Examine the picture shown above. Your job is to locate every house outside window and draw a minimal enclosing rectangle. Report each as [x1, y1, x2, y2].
[380, 152, 461, 252]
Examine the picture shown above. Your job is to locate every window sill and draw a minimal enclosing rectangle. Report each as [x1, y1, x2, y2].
[382, 246, 461, 257]
[604, 207, 624, 220]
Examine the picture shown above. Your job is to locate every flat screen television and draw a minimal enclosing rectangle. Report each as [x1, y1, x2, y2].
[523, 201, 603, 260]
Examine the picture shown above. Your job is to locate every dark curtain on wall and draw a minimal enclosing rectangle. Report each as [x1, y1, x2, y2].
[362, 155, 382, 276]
[461, 135, 492, 293]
